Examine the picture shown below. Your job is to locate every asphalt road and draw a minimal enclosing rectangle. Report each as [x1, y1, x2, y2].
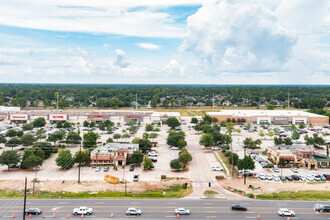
[0, 199, 329, 219]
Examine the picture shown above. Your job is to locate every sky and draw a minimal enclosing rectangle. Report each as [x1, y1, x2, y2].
[0, 0, 329, 84]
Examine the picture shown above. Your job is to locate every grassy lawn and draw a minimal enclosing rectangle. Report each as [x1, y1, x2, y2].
[214, 152, 228, 176]
[256, 190, 330, 200]
[217, 152, 232, 175]
[0, 185, 192, 199]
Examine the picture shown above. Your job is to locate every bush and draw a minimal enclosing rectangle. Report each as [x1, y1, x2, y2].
[182, 183, 188, 189]
[222, 149, 226, 153]
[161, 175, 167, 180]
[224, 151, 231, 157]
[215, 175, 224, 180]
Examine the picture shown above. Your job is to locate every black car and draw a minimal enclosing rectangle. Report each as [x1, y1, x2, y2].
[231, 204, 247, 211]
[129, 166, 135, 172]
[150, 158, 158, 163]
[19, 147, 26, 151]
[285, 176, 293, 181]
[8, 164, 19, 169]
[25, 208, 42, 215]
[280, 176, 286, 181]
[291, 175, 300, 180]
[104, 167, 109, 172]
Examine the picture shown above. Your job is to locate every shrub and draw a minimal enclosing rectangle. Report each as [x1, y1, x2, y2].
[224, 151, 231, 157]
[161, 175, 167, 180]
[215, 175, 224, 180]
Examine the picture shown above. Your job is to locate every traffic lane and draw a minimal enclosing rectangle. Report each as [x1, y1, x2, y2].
[1, 210, 329, 220]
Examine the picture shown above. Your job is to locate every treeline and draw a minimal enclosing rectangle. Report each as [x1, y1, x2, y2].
[0, 84, 329, 109]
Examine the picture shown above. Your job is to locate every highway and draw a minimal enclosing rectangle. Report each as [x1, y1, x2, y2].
[0, 199, 329, 219]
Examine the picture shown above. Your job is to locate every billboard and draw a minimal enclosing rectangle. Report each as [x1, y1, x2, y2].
[49, 114, 68, 121]
[273, 117, 289, 125]
[10, 114, 28, 121]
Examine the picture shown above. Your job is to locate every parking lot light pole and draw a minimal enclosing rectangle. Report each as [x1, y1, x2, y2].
[78, 143, 81, 184]
[244, 147, 246, 185]
[23, 177, 27, 220]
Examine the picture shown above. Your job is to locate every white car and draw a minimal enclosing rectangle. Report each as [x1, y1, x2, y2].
[95, 167, 100, 172]
[272, 174, 280, 181]
[174, 208, 190, 215]
[278, 208, 295, 217]
[126, 208, 142, 216]
[212, 166, 223, 171]
[306, 175, 314, 181]
[258, 173, 266, 180]
[72, 207, 93, 216]
[211, 147, 220, 151]
[171, 146, 180, 150]
[148, 151, 158, 157]
[291, 167, 298, 173]
[265, 174, 273, 181]
[299, 175, 307, 181]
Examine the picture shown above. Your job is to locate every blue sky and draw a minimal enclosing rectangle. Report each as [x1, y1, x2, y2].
[0, 0, 329, 84]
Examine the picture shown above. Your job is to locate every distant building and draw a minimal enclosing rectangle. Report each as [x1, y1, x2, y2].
[207, 110, 329, 125]
[90, 143, 138, 166]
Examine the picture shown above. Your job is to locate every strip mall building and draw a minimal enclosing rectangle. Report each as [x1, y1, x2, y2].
[207, 110, 329, 125]
[2, 110, 181, 124]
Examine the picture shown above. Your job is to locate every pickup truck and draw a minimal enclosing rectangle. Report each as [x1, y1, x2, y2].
[72, 207, 93, 215]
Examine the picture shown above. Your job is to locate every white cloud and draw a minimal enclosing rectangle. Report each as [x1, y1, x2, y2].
[136, 43, 160, 50]
[180, 0, 297, 74]
[103, 44, 109, 50]
[0, 0, 202, 38]
[0, 53, 20, 65]
[111, 49, 130, 68]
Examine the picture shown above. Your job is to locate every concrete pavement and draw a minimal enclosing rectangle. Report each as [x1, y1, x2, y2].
[0, 199, 328, 219]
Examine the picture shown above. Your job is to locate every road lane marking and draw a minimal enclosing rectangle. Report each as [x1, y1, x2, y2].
[205, 216, 216, 218]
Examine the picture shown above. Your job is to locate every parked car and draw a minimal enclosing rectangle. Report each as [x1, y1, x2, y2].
[299, 175, 307, 181]
[280, 176, 286, 181]
[272, 174, 280, 181]
[258, 173, 266, 180]
[174, 208, 190, 215]
[265, 174, 273, 181]
[313, 174, 321, 181]
[291, 167, 298, 173]
[126, 208, 142, 216]
[306, 175, 315, 181]
[231, 204, 247, 211]
[211, 147, 220, 151]
[323, 174, 330, 180]
[72, 207, 93, 216]
[278, 208, 295, 217]
[25, 208, 42, 215]
[314, 204, 330, 213]
[291, 175, 300, 181]
[148, 151, 158, 157]
[212, 166, 223, 171]
[104, 167, 109, 172]
[9, 164, 19, 169]
[171, 146, 180, 150]
[133, 174, 139, 182]
[150, 158, 158, 163]
[95, 167, 100, 172]
[285, 176, 293, 181]
[319, 174, 327, 181]
[129, 166, 135, 172]
[272, 167, 279, 173]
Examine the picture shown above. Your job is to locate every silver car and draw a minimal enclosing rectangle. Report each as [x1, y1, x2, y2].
[175, 208, 190, 215]
[126, 208, 142, 216]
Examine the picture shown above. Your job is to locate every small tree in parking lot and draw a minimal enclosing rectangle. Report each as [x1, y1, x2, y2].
[0, 150, 21, 170]
[228, 153, 239, 166]
[32, 117, 46, 128]
[143, 157, 153, 170]
[5, 137, 21, 149]
[177, 139, 187, 149]
[166, 117, 181, 129]
[237, 156, 255, 170]
[178, 149, 192, 164]
[139, 139, 152, 153]
[170, 159, 182, 170]
[130, 151, 144, 165]
[199, 133, 214, 148]
[56, 149, 74, 170]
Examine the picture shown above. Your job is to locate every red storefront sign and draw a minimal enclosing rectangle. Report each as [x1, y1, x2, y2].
[127, 116, 141, 119]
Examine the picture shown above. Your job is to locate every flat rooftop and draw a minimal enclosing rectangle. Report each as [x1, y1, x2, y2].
[91, 143, 138, 154]
[207, 110, 326, 117]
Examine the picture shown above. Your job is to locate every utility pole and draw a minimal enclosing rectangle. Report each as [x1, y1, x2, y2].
[23, 177, 27, 220]
[136, 93, 138, 110]
[244, 147, 247, 185]
[288, 93, 290, 109]
[78, 144, 82, 184]
[212, 93, 214, 110]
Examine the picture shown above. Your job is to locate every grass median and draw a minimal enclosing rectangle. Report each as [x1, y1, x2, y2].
[0, 184, 192, 199]
[256, 190, 330, 200]
[217, 152, 232, 175]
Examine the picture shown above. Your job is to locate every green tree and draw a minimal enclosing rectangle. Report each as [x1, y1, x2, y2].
[299, 123, 306, 129]
[56, 149, 74, 170]
[6, 129, 17, 137]
[149, 133, 158, 139]
[73, 150, 91, 166]
[83, 132, 99, 149]
[212, 117, 219, 124]
[22, 123, 33, 131]
[274, 137, 283, 145]
[166, 117, 181, 129]
[267, 104, 275, 110]
[36, 129, 46, 142]
[122, 133, 131, 142]
[5, 137, 21, 149]
[177, 139, 187, 149]
[237, 156, 255, 170]
[33, 142, 55, 159]
[113, 133, 121, 140]
[48, 130, 66, 145]
[179, 150, 192, 164]
[90, 121, 96, 127]
[145, 124, 154, 132]
[170, 159, 182, 170]
[21, 134, 37, 146]
[83, 121, 90, 127]
[56, 121, 63, 128]
[32, 117, 46, 128]
[228, 152, 239, 166]
[143, 157, 153, 170]
[131, 137, 141, 144]
[259, 130, 265, 137]
[21, 155, 43, 170]
[0, 150, 21, 170]
[284, 137, 293, 145]
[63, 121, 72, 128]
[166, 131, 185, 146]
[139, 139, 152, 153]
[190, 118, 198, 124]
[0, 136, 7, 144]
[268, 131, 274, 137]
[106, 137, 114, 143]
[130, 151, 144, 165]
[199, 133, 215, 148]
[291, 130, 300, 140]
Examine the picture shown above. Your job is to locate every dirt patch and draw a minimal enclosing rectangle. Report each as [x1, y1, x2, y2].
[219, 178, 330, 194]
[0, 178, 191, 193]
